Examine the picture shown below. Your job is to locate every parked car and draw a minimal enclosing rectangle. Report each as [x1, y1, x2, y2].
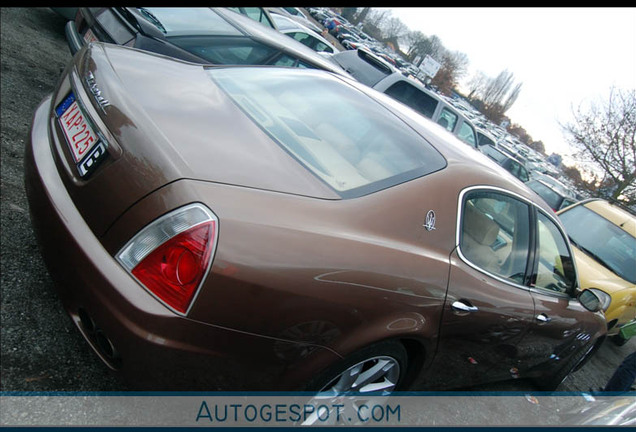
[25, 42, 606, 392]
[226, 6, 277, 29]
[341, 38, 369, 51]
[476, 127, 497, 147]
[558, 199, 636, 346]
[269, 12, 337, 54]
[480, 144, 530, 182]
[527, 177, 578, 211]
[65, 7, 347, 75]
[329, 48, 480, 147]
[265, 7, 323, 34]
[308, 7, 332, 24]
[282, 7, 307, 20]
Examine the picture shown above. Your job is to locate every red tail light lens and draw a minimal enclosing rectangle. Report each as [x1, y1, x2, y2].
[117, 204, 218, 315]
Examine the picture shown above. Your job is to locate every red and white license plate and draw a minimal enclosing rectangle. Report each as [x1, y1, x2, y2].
[83, 28, 98, 44]
[57, 95, 99, 163]
[55, 92, 108, 178]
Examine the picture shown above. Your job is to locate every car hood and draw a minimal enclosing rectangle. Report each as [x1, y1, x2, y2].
[66, 44, 339, 237]
[572, 246, 634, 294]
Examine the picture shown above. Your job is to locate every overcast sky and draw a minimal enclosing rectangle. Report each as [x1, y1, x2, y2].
[384, 7, 636, 164]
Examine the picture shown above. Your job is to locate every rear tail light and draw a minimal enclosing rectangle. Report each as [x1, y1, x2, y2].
[117, 204, 218, 315]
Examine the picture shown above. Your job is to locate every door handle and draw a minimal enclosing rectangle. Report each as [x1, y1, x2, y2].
[536, 313, 551, 323]
[451, 300, 479, 313]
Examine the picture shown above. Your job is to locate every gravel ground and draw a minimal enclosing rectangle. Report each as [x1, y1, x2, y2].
[1, 7, 634, 399]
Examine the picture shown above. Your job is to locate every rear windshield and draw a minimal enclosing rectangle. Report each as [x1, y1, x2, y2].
[209, 68, 446, 198]
[384, 80, 438, 119]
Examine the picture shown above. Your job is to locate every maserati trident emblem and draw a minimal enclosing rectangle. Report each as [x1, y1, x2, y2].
[423, 210, 436, 231]
[85, 71, 110, 112]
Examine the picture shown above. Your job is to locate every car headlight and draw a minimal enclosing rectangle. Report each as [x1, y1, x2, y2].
[587, 288, 612, 312]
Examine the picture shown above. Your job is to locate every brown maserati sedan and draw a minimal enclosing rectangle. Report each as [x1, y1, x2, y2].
[25, 42, 606, 393]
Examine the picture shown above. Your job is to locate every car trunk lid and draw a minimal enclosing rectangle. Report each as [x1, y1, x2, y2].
[52, 43, 338, 238]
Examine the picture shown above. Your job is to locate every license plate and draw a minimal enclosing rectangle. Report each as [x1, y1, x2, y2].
[83, 28, 98, 44]
[55, 92, 107, 178]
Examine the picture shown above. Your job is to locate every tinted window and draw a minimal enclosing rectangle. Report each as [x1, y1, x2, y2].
[331, 50, 392, 87]
[482, 145, 507, 164]
[559, 204, 636, 283]
[384, 81, 438, 119]
[172, 37, 280, 65]
[478, 132, 495, 147]
[210, 68, 446, 197]
[535, 212, 576, 294]
[461, 191, 531, 284]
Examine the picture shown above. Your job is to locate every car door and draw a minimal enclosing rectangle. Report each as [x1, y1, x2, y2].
[425, 187, 536, 389]
[516, 210, 601, 375]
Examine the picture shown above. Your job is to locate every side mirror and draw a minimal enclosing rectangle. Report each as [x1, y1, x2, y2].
[578, 289, 603, 313]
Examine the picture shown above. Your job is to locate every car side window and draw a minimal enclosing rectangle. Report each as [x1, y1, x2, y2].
[458, 122, 476, 146]
[534, 212, 576, 294]
[288, 32, 311, 46]
[460, 191, 531, 284]
[437, 108, 457, 132]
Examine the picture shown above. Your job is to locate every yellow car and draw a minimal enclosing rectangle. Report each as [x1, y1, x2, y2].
[558, 199, 636, 345]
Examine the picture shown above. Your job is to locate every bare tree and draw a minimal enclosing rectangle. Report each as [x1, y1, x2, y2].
[481, 70, 515, 110]
[470, 69, 522, 124]
[364, 8, 391, 33]
[562, 87, 636, 204]
[501, 82, 522, 113]
[466, 71, 489, 100]
[431, 50, 469, 95]
[383, 16, 409, 41]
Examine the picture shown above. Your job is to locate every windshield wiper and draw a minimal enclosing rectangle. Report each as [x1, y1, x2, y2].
[137, 8, 166, 34]
[571, 236, 616, 274]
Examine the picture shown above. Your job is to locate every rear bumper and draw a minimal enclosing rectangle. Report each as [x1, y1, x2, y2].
[24, 96, 339, 390]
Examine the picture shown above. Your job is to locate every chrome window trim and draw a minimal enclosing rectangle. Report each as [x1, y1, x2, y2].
[533, 206, 580, 298]
[455, 185, 576, 299]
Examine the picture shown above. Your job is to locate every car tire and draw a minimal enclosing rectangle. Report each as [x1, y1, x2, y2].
[306, 340, 408, 393]
[535, 341, 595, 391]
